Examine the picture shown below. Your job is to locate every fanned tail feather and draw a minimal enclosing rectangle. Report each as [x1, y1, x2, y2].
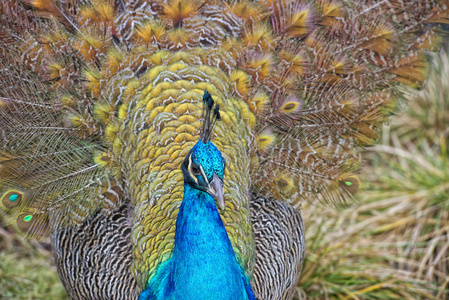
[249, 0, 448, 207]
[0, 42, 121, 238]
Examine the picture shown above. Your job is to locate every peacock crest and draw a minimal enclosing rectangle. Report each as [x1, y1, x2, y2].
[1, 0, 448, 296]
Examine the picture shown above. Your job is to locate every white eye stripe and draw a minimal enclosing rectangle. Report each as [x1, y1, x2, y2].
[187, 154, 198, 185]
[188, 153, 209, 184]
[198, 164, 208, 183]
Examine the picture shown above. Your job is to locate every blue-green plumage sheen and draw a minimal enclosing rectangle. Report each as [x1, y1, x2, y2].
[139, 140, 255, 300]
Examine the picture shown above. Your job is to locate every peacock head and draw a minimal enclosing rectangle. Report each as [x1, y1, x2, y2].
[181, 91, 225, 209]
[181, 140, 225, 209]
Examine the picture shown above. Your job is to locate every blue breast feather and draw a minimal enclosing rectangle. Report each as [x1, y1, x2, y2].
[139, 184, 256, 300]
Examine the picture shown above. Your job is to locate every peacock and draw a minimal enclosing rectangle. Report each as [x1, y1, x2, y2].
[0, 0, 448, 299]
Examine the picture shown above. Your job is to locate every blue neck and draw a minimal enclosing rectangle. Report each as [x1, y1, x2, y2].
[171, 184, 251, 299]
[140, 184, 255, 300]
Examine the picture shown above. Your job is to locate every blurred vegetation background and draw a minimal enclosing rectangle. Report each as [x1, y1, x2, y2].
[1, 50, 448, 299]
[297, 49, 449, 299]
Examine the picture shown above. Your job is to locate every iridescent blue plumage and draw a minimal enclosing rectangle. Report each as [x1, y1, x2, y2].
[139, 140, 255, 300]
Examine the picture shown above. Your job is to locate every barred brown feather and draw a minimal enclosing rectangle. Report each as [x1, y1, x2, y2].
[251, 194, 305, 300]
[52, 204, 139, 300]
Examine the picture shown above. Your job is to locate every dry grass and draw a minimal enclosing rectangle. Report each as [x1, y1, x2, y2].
[1, 51, 449, 300]
[297, 50, 449, 299]
[0, 228, 67, 299]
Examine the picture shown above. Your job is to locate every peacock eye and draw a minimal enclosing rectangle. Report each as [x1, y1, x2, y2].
[191, 164, 200, 176]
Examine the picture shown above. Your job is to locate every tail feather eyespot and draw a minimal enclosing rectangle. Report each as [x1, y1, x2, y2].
[338, 175, 360, 196]
[14, 210, 49, 238]
[1, 190, 24, 210]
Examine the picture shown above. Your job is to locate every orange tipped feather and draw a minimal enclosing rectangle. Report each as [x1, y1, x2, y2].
[162, 0, 202, 27]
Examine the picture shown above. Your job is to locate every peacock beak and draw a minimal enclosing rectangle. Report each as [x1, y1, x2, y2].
[207, 173, 225, 210]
